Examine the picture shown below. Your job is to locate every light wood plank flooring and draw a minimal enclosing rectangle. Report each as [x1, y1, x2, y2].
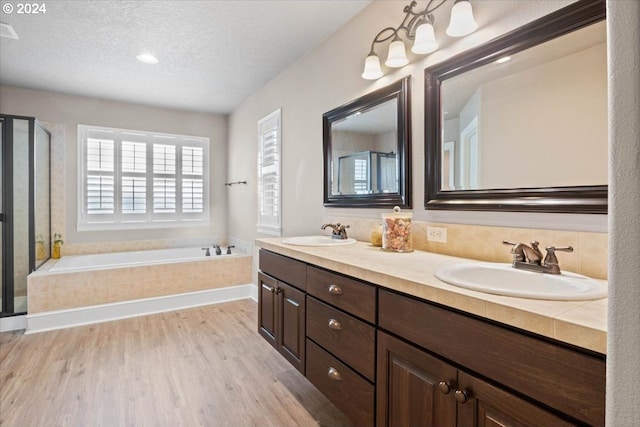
[0, 300, 353, 427]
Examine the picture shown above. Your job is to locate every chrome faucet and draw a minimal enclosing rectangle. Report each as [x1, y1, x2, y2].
[503, 241, 573, 275]
[321, 223, 350, 240]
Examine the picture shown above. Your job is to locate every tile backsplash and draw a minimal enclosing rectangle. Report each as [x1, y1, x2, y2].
[325, 216, 608, 280]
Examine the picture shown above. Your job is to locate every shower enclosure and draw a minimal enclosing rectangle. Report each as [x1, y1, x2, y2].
[1, 115, 51, 316]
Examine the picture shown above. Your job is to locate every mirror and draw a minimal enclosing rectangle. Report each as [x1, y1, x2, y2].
[324, 77, 411, 208]
[425, 0, 607, 213]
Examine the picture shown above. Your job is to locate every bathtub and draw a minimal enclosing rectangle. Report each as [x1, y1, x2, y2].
[27, 246, 253, 321]
[49, 246, 241, 272]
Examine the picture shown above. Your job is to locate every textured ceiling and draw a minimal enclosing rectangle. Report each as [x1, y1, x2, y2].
[0, 0, 371, 113]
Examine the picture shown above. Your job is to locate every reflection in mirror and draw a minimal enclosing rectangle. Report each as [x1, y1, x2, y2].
[324, 77, 411, 208]
[425, 0, 607, 213]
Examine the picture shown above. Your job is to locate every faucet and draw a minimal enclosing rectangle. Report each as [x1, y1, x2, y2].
[201, 247, 211, 256]
[321, 223, 350, 240]
[226, 245, 235, 255]
[503, 241, 573, 274]
[214, 244, 222, 256]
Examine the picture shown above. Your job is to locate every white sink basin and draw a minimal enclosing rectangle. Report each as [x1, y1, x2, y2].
[281, 235, 357, 247]
[434, 262, 607, 301]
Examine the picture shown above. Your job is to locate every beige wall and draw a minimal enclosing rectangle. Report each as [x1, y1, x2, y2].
[0, 86, 229, 253]
[228, 0, 607, 242]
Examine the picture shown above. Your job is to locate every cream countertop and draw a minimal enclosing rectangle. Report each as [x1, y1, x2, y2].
[255, 237, 607, 355]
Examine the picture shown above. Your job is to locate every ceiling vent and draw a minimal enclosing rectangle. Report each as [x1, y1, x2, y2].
[0, 22, 19, 40]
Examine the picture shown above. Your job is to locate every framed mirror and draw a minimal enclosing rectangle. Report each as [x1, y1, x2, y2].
[324, 76, 411, 208]
[425, 0, 607, 213]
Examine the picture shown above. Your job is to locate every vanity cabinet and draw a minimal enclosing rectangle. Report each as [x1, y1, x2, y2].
[258, 251, 307, 374]
[257, 249, 605, 427]
[378, 289, 605, 427]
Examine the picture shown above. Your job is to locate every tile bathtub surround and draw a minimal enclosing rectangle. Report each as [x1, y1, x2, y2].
[27, 256, 252, 313]
[324, 217, 608, 280]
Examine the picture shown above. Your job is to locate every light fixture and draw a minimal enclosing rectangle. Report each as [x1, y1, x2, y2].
[495, 56, 511, 64]
[136, 52, 159, 64]
[362, 0, 478, 80]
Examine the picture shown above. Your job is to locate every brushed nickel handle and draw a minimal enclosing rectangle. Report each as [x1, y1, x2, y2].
[455, 389, 469, 403]
[328, 284, 343, 295]
[438, 381, 451, 394]
[261, 284, 274, 293]
[327, 367, 342, 381]
[328, 319, 342, 330]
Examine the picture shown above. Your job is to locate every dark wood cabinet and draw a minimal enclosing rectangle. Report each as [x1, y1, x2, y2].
[377, 331, 457, 427]
[258, 249, 605, 427]
[257, 254, 307, 375]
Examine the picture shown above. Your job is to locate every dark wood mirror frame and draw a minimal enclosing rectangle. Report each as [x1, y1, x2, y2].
[424, 0, 606, 213]
[324, 76, 412, 208]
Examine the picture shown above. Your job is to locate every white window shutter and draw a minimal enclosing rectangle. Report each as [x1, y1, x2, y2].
[257, 109, 282, 236]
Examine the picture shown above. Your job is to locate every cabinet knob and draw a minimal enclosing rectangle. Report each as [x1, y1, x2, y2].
[438, 381, 451, 394]
[455, 389, 469, 403]
[328, 284, 343, 295]
[327, 367, 342, 381]
[274, 287, 283, 294]
[328, 319, 342, 330]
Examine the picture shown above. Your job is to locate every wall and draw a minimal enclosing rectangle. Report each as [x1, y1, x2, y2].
[228, 0, 607, 244]
[0, 86, 229, 254]
[606, 0, 640, 425]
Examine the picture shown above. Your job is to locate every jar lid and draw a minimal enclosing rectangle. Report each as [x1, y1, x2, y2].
[381, 205, 413, 219]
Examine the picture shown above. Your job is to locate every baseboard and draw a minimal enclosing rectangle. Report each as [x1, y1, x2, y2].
[0, 314, 27, 332]
[26, 283, 255, 334]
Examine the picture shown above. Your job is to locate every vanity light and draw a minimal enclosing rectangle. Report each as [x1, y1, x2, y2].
[362, 0, 478, 80]
[136, 52, 159, 64]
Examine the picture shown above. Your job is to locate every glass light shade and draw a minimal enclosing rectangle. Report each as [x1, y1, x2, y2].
[362, 54, 384, 80]
[412, 22, 439, 54]
[446, 0, 478, 37]
[385, 39, 409, 68]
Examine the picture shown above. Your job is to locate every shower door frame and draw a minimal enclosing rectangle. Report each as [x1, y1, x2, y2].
[1, 114, 51, 316]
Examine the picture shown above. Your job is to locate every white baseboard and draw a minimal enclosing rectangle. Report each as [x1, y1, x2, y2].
[0, 314, 27, 332]
[26, 283, 256, 334]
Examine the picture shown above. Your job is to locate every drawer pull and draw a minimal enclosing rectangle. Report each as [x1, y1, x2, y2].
[327, 367, 343, 381]
[438, 381, 451, 394]
[328, 319, 342, 330]
[455, 389, 469, 403]
[328, 284, 343, 295]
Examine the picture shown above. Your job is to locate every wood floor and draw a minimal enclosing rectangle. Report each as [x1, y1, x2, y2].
[0, 299, 353, 427]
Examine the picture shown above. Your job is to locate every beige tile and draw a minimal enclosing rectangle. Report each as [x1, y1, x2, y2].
[578, 232, 608, 279]
[434, 288, 486, 317]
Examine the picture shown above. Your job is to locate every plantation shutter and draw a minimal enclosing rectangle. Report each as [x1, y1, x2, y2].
[257, 109, 282, 236]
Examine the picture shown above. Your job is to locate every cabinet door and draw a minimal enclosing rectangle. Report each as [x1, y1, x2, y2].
[377, 331, 457, 427]
[258, 272, 278, 348]
[277, 281, 306, 374]
[456, 371, 576, 427]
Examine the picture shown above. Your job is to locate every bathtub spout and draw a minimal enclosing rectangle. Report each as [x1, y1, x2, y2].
[214, 245, 222, 256]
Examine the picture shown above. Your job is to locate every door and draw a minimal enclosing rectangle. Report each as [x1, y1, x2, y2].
[277, 281, 305, 374]
[258, 272, 278, 347]
[377, 331, 457, 427]
[456, 371, 576, 427]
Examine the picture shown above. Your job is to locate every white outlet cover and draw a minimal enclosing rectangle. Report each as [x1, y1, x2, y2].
[427, 226, 447, 243]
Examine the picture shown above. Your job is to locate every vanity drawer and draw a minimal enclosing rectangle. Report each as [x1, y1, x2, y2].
[307, 296, 375, 381]
[306, 266, 376, 323]
[306, 339, 374, 427]
[259, 250, 307, 291]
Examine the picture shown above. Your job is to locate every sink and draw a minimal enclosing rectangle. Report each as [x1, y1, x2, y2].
[281, 235, 357, 247]
[434, 262, 607, 300]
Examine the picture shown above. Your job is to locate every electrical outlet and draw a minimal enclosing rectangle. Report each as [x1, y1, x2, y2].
[427, 226, 447, 243]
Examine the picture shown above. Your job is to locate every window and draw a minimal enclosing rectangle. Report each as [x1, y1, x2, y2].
[77, 125, 209, 230]
[257, 109, 282, 236]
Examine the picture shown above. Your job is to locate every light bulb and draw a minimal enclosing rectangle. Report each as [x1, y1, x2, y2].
[446, 0, 478, 37]
[412, 22, 439, 54]
[385, 39, 408, 68]
[362, 53, 384, 80]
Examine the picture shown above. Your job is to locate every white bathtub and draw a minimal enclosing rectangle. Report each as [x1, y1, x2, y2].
[49, 246, 243, 273]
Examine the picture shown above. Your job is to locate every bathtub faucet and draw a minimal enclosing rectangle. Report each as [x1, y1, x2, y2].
[201, 247, 211, 257]
[214, 245, 222, 256]
[226, 245, 235, 255]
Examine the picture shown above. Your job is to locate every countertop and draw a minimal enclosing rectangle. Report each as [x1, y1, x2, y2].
[255, 237, 607, 355]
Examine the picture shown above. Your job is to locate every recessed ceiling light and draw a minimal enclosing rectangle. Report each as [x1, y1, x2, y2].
[496, 56, 511, 64]
[136, 53, 159, 64]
